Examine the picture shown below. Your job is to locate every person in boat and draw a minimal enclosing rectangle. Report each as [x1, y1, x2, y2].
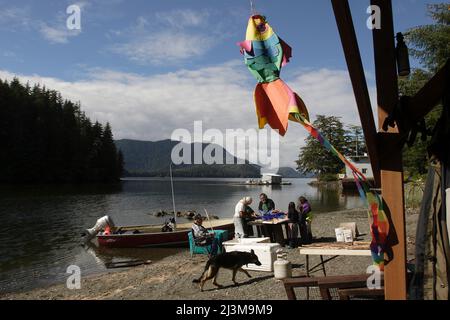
[234, 197, 256, 239]
[192, 214, 220, 256]
[298, 196, 313, 244]
[258, 193, 276, 215]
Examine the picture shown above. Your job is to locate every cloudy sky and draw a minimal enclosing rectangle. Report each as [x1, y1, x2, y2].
[0, 0, 440, 168]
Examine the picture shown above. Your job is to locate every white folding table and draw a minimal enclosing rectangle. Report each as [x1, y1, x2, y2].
[299, 247, 372, 277]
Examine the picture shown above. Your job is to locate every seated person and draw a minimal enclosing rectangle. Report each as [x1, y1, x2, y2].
[258, 193, 276, 215]
[192, 214, 220, 256]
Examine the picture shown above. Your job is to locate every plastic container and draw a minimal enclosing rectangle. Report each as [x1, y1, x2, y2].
[224, 243, 281, 272]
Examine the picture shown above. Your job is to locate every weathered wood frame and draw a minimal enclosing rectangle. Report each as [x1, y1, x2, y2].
[331, 0, 448, 300]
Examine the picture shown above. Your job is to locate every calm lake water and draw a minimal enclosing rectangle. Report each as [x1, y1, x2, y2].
[0, 178, 364, 294]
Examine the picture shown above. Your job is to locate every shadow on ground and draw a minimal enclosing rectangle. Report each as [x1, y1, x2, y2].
[201, 275, 275, 292]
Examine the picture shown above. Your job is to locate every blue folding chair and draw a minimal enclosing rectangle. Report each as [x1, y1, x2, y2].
[188, 230, 228, 257]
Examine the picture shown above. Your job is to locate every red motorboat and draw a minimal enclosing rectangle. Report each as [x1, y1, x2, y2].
[95, 219, 235, 248]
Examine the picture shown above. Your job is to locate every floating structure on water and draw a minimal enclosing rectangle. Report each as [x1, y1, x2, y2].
[244, 173, 292, 186]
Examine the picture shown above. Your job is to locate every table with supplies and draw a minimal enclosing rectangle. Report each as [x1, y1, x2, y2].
[247, 215, 290, 246]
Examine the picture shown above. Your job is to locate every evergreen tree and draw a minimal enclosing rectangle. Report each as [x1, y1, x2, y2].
[99, 123, 119, 182]
[400, 3, 449, 177]
[116, 150, 125, 178]
[296, 115, 347, 180]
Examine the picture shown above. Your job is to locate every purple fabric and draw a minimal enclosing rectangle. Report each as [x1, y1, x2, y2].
[301, 202, 311, 214]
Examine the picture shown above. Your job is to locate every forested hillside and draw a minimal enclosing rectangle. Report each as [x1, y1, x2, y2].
[0, 78, 123, 183]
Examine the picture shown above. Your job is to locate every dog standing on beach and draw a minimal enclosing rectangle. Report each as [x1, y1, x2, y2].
[193, 250, 262, 291]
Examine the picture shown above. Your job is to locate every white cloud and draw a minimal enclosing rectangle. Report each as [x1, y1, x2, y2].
[39, 22, 81, 44]
[290, 69, 363, 125]
[112, 30, 215, 65]
[155, 9, 210, 29]
[110, 9, 219, 66]
[0, 63, 375, 168]
[0, 6, 32, 29]
[0, 4, 82, 44]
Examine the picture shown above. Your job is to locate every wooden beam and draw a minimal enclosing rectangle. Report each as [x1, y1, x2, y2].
[331, 0, 381, 188]
[409, 60, 449, 123]
[371, 0, 408, 300]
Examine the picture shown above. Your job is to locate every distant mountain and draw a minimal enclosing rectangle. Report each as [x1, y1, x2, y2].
[115, 139, 261, 178]
[277, 167, 315, 178]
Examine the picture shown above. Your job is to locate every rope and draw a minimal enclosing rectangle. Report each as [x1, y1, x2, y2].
[293, 113, 389, 270]
[250, 0, 257, 15]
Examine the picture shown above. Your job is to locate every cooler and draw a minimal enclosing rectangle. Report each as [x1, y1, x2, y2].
[223, 242, 281, 272]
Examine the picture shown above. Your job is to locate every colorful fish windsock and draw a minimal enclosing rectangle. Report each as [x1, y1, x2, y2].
[239, 15, 389, 270]
[238, 15, 309, 136]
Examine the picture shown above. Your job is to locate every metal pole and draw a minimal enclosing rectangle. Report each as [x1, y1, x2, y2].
[204, 209, 214, 233]
[170, 164, 177, 229]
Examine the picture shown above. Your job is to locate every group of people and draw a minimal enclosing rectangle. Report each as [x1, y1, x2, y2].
[233, 193, 313, 248]
[190, 193, 313, 257]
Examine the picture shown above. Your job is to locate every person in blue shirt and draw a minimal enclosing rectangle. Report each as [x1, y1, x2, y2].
[258, 193, 276, 215]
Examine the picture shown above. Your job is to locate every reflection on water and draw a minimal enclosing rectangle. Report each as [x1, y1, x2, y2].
[0, 178, 364, 294]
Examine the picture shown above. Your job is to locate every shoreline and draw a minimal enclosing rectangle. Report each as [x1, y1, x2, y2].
[1, 209, 419, 300]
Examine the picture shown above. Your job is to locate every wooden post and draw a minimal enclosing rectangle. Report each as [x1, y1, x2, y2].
[371, 0, 408, 300]
[331, 0, 381, 187]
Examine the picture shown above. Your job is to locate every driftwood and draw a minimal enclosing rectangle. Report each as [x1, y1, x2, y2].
[105, 260, 152, 269]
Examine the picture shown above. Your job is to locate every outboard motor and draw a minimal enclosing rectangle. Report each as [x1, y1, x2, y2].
[161, 218, 176, 233]
[82, 216, 115, 243]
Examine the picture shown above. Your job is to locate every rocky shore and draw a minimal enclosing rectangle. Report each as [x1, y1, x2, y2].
[1, 209, 419, 300]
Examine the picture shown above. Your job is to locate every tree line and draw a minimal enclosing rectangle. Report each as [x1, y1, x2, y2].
[0, 78, 124, 183]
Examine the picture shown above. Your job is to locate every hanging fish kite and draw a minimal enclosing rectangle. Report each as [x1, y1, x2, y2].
[239, 14, 389, 270]
[238, 15, 309, 136]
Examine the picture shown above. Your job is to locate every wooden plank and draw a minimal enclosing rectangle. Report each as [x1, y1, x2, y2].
[409, 60, 449, 124]
[371, 0, 408, 300]
[331, 0, 381, 187]
[299, 248, 372, 256]
[282, 277, 319, 301]
[338, 288, 385, 300]
[317, 274, 374, 287]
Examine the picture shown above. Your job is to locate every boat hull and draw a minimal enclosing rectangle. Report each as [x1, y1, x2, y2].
[97, 223, 235, 248]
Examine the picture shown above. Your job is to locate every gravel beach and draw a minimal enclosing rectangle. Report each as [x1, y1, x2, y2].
[1, 209, 419, 300]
